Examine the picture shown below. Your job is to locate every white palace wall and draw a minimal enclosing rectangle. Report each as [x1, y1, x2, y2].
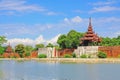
[38, 47, 57, 58]
[74, 46, 99, 57]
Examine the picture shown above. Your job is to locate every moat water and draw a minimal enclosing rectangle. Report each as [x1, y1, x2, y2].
[0, 60, 120, 80]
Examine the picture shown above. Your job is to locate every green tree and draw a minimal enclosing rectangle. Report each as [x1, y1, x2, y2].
[15, 44, 25, 57]
[0, 36, 7, 45]
[67, 30, 84, 48]
[57, 30, 84, 49]
[100, 36, 120, 46]
[117, 35, 120, 39]
[57, 34, 67, 49]
[46, 43, 54, 48]
[25, 45, 33, 56]
[34, 44, 45, 50]
[0, 46, 5, 55]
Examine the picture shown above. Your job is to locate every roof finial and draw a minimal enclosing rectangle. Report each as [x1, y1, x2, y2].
[89, 17, 92, 26]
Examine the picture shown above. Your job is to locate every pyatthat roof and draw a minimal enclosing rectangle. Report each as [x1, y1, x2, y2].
[5, 44, 13, 53]
[81, 18, 101, 43]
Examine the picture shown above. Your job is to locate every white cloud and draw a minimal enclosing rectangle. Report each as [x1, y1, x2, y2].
[5, 34, 61, 47]
[64, 16, 83, 24]
[47, 34, 61, 44]
[35, 35, 45, 44]
[0, 0, 45, 13]
[46, 11, 57, 15]
[71, 16, 82, 23]
[115, 32, 120, 36]
[90, 1, 116, 6]
[90, 6, 120, 13]
[0, 23, 54, 38]
[0, 0, 61, 16]
[74, 10, 83, 13]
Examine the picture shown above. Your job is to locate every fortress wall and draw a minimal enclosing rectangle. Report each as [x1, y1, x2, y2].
[74, 46, 99, 57]
[98, 46, 120, 58]
[38, 47, 57, 58]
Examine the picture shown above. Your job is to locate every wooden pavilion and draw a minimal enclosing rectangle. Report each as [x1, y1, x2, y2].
[80, 18, 102, 46]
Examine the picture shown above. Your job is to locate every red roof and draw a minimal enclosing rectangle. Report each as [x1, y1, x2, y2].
[80, 18, 102, 43]
[5, 45, 13, 53]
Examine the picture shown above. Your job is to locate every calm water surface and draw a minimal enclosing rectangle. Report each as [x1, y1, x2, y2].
[0, 60, 120, 80]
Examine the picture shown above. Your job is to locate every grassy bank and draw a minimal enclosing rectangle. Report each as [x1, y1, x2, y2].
[0, 58, 120, 63]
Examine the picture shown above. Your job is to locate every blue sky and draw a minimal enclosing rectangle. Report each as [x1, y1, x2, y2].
[0, 0, 120, 46]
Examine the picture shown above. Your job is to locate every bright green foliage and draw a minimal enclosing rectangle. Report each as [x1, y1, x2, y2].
[0, 36, 7, 45]
[0, 46, 5, 55]
[72, 53, 76, 58]
[25, 45, 33, 56]
[64, 54, 72, 58]
[15, 44, 25, 57]
[34, 44, 45, 50]
[80, 54, 87, 58]
[46, 43, 54, 48]
[57, 30, 84, 49]
[100, 36, 120, 46]
[57, 34, 67, 49]
[38, 54, 47, 58]
[97, 51, 107, 58]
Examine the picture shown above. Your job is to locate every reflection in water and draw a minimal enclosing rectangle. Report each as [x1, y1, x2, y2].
[0, 61, 120, 80]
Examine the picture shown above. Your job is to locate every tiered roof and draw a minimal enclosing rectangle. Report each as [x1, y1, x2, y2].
[5, 43, 13, 53]
[80, 18, 101, 46]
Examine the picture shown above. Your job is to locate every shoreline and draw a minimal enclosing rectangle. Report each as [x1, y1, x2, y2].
[0, 58, 120, 63]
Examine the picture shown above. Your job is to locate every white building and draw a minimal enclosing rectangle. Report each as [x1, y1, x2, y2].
[74, 46, 99, 57]
[38, 47, 57, 58]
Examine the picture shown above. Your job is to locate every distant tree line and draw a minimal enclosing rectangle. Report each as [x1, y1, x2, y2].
[0, 36, 58, 57]
[100, 36, 120, 46]
[57, 30, 120, 49]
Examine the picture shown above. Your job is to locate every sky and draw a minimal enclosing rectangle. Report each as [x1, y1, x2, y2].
[0, 0, 120, 47]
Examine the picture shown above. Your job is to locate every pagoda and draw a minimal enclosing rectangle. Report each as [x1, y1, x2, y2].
[80, 18, 101, 46]
[5, 43, 13, 53]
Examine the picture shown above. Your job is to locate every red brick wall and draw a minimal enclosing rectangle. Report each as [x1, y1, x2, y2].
[30, 51, 38, 58]
[57, 49, 74, 57]
[98, 46, 120, 58]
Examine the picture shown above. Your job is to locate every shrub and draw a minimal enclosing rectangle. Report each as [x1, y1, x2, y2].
[88, 54, 91, 58]
[97, 51, 107, 58]
[38, 54, 47, 58]
[80, 54, 87, 58]
[72, 53, 76, 58]
[64, 54, 72, 58]
[25, 52, 30, 57]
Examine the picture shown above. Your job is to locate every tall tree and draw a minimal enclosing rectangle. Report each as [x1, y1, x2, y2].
[15, 44, 25, 57]
[67, 30, 84, 48]
[57, 34, 67, 49]
[57, 30, 84, 49]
